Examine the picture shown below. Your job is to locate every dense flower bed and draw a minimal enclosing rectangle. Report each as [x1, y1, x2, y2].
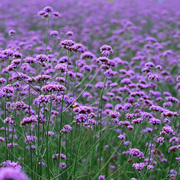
[0, 0, 180, 179]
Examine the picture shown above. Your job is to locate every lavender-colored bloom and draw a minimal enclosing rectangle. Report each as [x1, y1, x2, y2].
[0, 167, 29, 180]
[50, 30, 58, 36]
[121, 78, 132, 85]
[118, 134, 126, 140]
[25, 136, 37, 144]
[147, 165, 154, 171]
[66, 31, 74, 36]
[61, 125, 72, 133]
[95, 82, 105, 89]
[59, 162, 66, 169]
[10, 59, 21, 69]
[38, 162, 45, 167]
[53, 11, 61, 18]
[98, 175, 105, 180]
[41, 84, 66, 92]
[20, 115, 38, 126]
[109, 111, 120, 118]
[55, 63, 67, 73]
[81, 51, 95, 59]
[60, 40, 75, 51]
[43, 6, 53, 13]
[24, 57, 36, 64]
[161, 125, 175, 135]
[175, 157, 180, 163]
[132, 162, 145, 172]
[9, 30, 16, 37]
[0, 137, 5, 142]
[169, 137, 180, 144]
[166, 96, 179, 104]
[149, 118, 161, 125]
[71, 43, 86, 53]
[60, 154, 66, 159]
[168, 146, 178, 153]
[156, 137, 164, 145]
[4, 116, 14, 125]
[100, 44, 113, 56]
[132, 118, 142, 124]
[52, 154, 59, 160]
[35, 54, 48, 66]
[123, 103, 133, 111]
[129, 148, 145, 159]
[1, 84, 14, 98]
[119, 120, 131, 126]
[0, 161, 22, 170]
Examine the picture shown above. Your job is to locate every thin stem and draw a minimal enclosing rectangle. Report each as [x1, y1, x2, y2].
[92, 141, 122, 180]
[45, 17, 50, 55]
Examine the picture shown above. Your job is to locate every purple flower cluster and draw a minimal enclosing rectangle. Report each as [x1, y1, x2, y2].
[0, 168, 29, 180]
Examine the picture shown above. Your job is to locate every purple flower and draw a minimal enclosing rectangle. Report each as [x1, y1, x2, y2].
[38, 162, 45, 167]
[109, 111, 120, 118]
[60, 154, 66, 159]
[66, 31, 74, 36]
[60, 40, 75, 51]
[98, 175, 105, 180]
[129, 148, 145, 159]
[80, 51, 95, 59]
[59, 162, 66, 169]
[71, 43, 86, 53]
[149, 118, 161, 125]
[100, 44, 113, 56]
[156, 137, 164, 145]
[147, 165, 154, 171]
[61, 125, 72, 133]
[35, 54, 48, 64]
[118, 134, 126, 140]
[0, 161, 22, 170]
[0, 167, 29, 180]
[43, 6, 54, 13]
[9, 30, 16, 37]
[50, 30, 58, 36]
[132, 162, 145, 172]
[20, 115, 38, 126]
[161, 125, 174, 135]
[41, 84, 66, 92]
[175, 157, 180, 163]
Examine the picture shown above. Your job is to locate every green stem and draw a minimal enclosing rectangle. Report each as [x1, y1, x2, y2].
[46, 97, 53, 180]
[73, 125, 82, 179]
[45, 17, 50, 55]
[92, 141, 122, 180]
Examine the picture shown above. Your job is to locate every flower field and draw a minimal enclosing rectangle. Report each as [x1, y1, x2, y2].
[0, 0, 180, 179]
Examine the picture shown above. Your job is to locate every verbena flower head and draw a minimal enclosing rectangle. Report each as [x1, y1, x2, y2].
[100, 45, 113, 56]
[61, 125, 72, 133]
[60, 40, 75, 51]
[43, 6, 54, 13]
[20, 115, 38, 126]
[35, 54, 48, 66]
[50, 30, 58, 36]
[0, 161, 22, 170]
[98, 175, 105, 180]
[9, 30, 16, 37]
[0, 167, 29, 180]
[132, 162, 145, 173]
[71, 43, 86, 53]
[41, 84, 66, 93]
[129, 148, 145, 159]
[59, 162, 66, 169]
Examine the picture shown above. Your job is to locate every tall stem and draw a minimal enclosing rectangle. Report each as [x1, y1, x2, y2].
[45, 17, 50, 55]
